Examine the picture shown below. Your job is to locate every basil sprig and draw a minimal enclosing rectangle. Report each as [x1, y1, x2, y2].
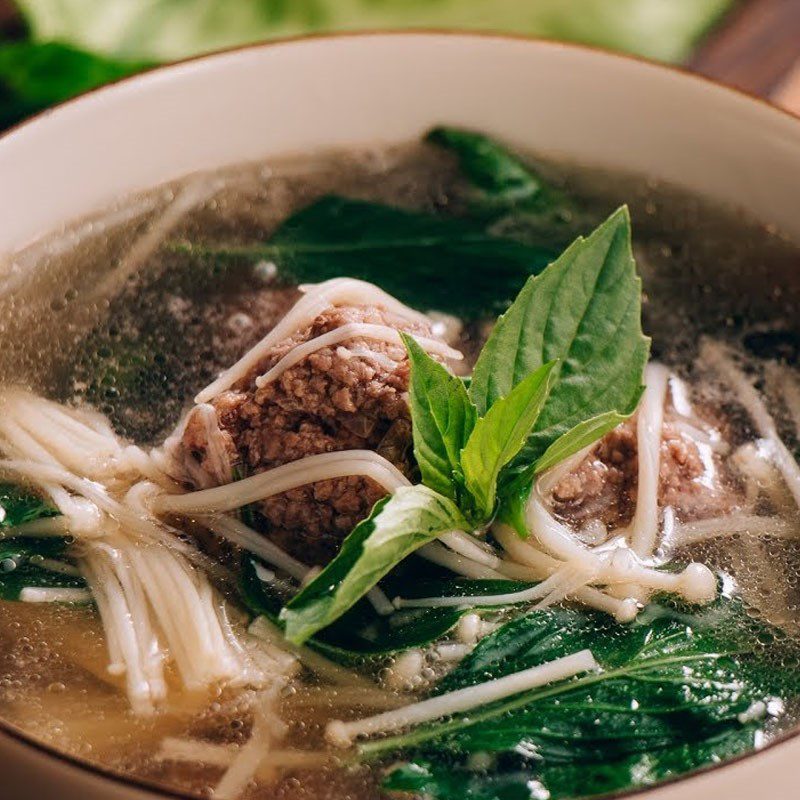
[282, 207, 647, 644]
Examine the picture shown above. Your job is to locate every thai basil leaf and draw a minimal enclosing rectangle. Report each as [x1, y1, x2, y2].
[0, 537, 83, 603]
[369, 598, 798, 787]
[0, 538, 68, 564]
[242, 556, 531, 660]
[0, 540, 85, 601]
[532, 408, 636, 476]
[425, 126, 580, 240]
[385, 727, 758, 800]
[384, 761, 541, 800]
[0, 485, 84, 600]
[281, 486, 469, 645]
[0, 483, 58, 528]
[172, 196, 555, 319]
[0, 570, 85, 602]
[469, 206, 648, 492]
[401, 333, 477, 502]
[501, 407, 640, 535]
[327, 573, 539, 659]
[460, 362, 556, 522]
[426, 126, 545, 209]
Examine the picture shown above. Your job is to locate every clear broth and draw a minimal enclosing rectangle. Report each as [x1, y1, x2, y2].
[1, 141, 800, 798]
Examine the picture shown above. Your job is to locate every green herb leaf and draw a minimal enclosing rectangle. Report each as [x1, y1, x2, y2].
[281, 486, 468, 645]
[497, 403, 643, 540]
[384, 761, 539, 800]
[469, 207, 648, 490]
[0, 483, 58, 528]
[385, 727, 757, 800]
[533, 407, 637, 475]
[373, 598, 798, 799]
[172, 196, 555, 319]
[0, 485, 85, 601]
[426, 127, 544, 209]
[0, 537, 85, 601]
[460, 362, 556, 521]
[401, 333, 477, 502]
[242, 557, 532, 660]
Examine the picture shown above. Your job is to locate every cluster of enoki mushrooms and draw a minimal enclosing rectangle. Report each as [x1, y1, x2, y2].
[2, 278, 800, 795]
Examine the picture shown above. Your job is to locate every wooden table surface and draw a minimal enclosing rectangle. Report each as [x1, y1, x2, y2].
[691, 0, 800, 113]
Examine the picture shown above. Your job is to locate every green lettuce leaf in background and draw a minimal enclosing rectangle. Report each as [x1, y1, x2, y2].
[0, 0, 734, 131]
[14, 0, 733, 63]
[0, 40, 147, 128]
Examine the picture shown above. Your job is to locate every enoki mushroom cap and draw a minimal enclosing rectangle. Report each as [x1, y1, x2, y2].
[612, 597, 640, 623]
[678, 562, 718, 604]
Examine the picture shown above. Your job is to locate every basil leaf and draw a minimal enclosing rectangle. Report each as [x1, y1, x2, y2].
[497, 408, 641, 538]
[0, 483, 58, 528]
[0, 569, 85, 602]
[426, 126, 544, 209]
[173, 196, 555, 319]
[495, 488, 531, 540]
[0, 485, 84, 601]
[460, 362, 556, 522]
[372, 598, 799, 800]
[242, 557, 531, 660]
[384, 761, 538, 800]
[281, 486, 468, 645]
[0, 539, 85, 601]
[469, 207, 648, 487]
[0, 538, 68, 563]
[386, 727, 757, 800]
[401, 333, 477, 502]
[532, 407, 637, 475]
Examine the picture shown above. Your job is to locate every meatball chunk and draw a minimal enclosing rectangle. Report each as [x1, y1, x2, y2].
[171, 304, 448, 564]
[551, 409, 742, 531]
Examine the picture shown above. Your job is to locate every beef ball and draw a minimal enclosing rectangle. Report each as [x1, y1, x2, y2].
[170, 303, 452, 564]
[551, 409, 742, 532]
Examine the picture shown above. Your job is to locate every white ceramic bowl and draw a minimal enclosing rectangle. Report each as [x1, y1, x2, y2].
[1, 31, 799, 800]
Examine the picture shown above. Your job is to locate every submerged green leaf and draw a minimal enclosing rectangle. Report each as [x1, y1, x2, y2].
[0, 487, 83, 601]
[376, 598, 800, 799]
[401, 334, 477, 502]
[426, 126, 545, 209]
[385, 761, 539, 800]
[281, 486, 468, 645]
[0, 483, 58, 528]
[0, 537, 85, 601]
[172, 196, 555, 319]
[242, 557, 532, 660]
[385, 727, 758, 800]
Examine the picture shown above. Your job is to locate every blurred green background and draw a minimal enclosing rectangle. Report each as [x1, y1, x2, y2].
[0, 0, 736, 130]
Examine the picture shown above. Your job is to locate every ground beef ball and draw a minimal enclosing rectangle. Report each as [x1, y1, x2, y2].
[551, 409, 742, 532]
[172, 304, 449, 564]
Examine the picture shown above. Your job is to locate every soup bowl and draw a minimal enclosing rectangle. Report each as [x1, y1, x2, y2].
[0, 31, 799, 800]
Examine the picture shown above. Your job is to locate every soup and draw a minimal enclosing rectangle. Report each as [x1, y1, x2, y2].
[1, 128, 799, 800]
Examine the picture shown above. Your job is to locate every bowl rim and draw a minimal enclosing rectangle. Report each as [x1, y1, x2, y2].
[1, 27, 799, 800]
